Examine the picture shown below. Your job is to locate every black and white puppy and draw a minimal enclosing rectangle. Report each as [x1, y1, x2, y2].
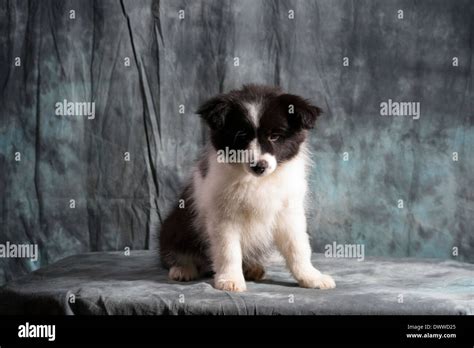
[159, 84, 335, 292]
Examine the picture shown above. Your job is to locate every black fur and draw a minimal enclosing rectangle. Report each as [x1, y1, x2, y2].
[197, 84, 321, 164]
[159, 184, 211, 273]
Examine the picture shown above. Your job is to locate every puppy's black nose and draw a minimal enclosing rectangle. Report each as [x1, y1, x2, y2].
[251, 160, 268, 175]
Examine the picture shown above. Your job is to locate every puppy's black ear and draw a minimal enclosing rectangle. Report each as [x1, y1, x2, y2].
[279, 94, 322, 130]
[196, 95, 231, 131]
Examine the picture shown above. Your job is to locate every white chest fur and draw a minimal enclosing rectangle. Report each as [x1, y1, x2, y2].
[192, 149, 308, 258]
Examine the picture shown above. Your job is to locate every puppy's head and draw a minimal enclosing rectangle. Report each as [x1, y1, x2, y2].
[197, 84, 322, 177]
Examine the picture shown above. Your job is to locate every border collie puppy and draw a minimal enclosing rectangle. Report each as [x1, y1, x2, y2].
[159, 84, 335, 292]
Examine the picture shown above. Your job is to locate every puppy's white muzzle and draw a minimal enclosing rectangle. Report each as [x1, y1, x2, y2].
[246, 153, 277, 177]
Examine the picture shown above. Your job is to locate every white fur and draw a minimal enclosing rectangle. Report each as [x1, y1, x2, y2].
[257, 153, 277, 176]
[245, 102, 261, 126]
[192, 144, 336, 291]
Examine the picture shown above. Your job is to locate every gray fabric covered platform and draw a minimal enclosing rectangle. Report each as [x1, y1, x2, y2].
[0, 251, 473, 315]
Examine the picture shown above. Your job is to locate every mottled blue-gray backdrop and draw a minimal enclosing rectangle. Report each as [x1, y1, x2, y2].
[0, 0, 473, 285]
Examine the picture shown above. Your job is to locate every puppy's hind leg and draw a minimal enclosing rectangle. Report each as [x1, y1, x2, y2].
[168, 254, 200, 282]
[243, 261, 265, 281]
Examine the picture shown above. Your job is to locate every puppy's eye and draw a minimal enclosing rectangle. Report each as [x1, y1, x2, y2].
[268, 134, 280, 142]
[235, 131, 247, 138]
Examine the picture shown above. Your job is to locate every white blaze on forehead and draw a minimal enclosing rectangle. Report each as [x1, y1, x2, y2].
[244, 107, 278, 176]
[245, 102, 261, 127]
[248, 138, 261, 163]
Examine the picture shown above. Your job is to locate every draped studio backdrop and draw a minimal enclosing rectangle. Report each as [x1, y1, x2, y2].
[0, 0, 473, 286]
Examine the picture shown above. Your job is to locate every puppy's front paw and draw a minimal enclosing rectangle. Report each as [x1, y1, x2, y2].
[299, 273, 336, 289]
[214, 275, 247, 292]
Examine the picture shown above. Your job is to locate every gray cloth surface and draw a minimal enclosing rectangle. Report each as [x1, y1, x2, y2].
[1, 250, 473, 315]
